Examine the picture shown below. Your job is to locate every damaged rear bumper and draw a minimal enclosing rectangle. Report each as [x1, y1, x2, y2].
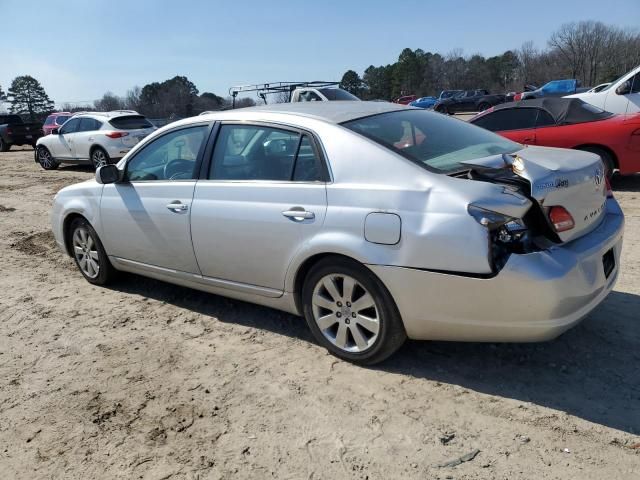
[368, 198, 624, 342]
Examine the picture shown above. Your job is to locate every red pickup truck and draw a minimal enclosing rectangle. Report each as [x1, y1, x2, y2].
[0, 114, 43, 151]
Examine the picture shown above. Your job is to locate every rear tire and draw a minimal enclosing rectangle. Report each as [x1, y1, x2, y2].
[37, 146, 59, 170]
[301, 256, 406, 365]
[478, 102, 490, 111]
[69, 217, 117, 285]
[0, 138, 10, 152]
[576, 146, 616, 179]
[91, 147, 110, 170]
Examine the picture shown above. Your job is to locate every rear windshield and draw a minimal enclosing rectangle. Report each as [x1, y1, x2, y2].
[319, 88, 359, 101]
[343, 110, 520, 173]
[109, 115, 153, 130]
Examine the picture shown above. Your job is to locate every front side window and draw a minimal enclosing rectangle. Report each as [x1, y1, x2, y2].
[44, 116, 55, 126]
[126, 126, 207, 181]
[210, 125, 324, 182]
[344, 109, 520, 173]
[631, 74, 640, 93]
[59, 118, 80, 134]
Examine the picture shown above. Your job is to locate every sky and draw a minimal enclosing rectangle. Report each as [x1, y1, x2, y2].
[1, 0, 639, 107]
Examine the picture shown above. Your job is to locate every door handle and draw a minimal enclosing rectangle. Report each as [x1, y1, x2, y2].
[166, 201, 189, 213]
[282, 208, 315, 221]
[522, 137, 535, 142]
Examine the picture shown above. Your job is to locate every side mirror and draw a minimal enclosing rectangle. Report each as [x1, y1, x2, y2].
[616, 81, 631, 95]
[52, 128, 59, 135]
[95, 164, 120, 184]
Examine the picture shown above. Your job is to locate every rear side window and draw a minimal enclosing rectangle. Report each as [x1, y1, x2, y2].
[209, 125, 325, 182]
[55, 115, 71, 125]
[473, 109, 538, 131]
[109, 115, 153, 130]
[535, 110, 555, 127]
[79, 118, 102, 132]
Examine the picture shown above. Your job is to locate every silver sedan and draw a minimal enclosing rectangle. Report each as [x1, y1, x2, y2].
[51, 102, 624, 364]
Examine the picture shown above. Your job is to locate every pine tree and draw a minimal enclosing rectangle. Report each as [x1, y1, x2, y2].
[8, 76, 54, 121]
[0, 83, 6, 101]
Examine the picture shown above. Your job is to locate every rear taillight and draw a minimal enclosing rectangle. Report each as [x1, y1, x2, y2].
[549, 206, 575, 232]
[104, 131, 129, 139]
[605, 177, 613, 198]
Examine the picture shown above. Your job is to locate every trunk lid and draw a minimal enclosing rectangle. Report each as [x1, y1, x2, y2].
[462, 146, 607, 243]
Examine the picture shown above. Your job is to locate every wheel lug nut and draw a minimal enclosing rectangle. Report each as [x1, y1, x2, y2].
[346, 302, 351, 307]
[336, 312, 342, 318]
[337, 301, 342, 307]
[352, 313, 356, 318]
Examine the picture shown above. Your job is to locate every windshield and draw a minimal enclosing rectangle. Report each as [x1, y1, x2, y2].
[342, 110, 520, 173]
[319, 88, 360, 101]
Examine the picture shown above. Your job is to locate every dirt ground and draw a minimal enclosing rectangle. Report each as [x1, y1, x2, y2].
[0, 146, 639, 480]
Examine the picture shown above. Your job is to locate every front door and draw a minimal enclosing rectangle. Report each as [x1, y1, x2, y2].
[100, 124, 209, 273]
[190, 123, 328, 291]
[50, 117, 80, 159]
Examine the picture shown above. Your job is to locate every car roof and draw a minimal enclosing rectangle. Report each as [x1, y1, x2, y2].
[490, 98, 614, 124]
[207, 101, 410, 124]
[72, 110, 142, 119]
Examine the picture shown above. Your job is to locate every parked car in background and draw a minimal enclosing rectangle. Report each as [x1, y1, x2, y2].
[567, 64, 640, 114]
[51, 102, 623, 364]
[469, 97, 640, 177]
[43, 112, 73, 135]
[438, 90, 463, 100]
[506, 84, 537, 102]
[434, 89, 506, 114]
[521, 79, 588, 100]
[292, 87, 360, 102]
[392, 95, 417, 104]
[0, 114, 43, 151]
[409, 96, 437, 109]
[35, 111, 156, 170]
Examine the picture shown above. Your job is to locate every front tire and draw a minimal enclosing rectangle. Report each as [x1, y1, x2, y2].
[37, 146, 59, 170]
[301, 257, 406, 365]
[91, 147, 110, 170]
[69, 218, 116, 285]
[477, 102, 490, 111]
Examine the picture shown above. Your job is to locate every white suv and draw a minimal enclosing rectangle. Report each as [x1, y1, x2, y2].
[35, 111, 156, 170]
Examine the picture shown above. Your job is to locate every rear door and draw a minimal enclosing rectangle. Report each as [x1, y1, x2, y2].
[100, 124, 210, 273]
[72, 118, 103, 160]
[190, 123, 329, 292]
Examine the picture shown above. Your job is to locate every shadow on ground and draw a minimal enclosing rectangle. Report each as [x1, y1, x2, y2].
[612, 174, 640, 193]
[108, 273, 640, 435]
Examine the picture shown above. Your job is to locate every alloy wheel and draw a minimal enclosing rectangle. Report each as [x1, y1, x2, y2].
[38, 148, 53, 168]
[72, 226, 100, 279]
[92, 149, 107, 168]
[311, 274, 380, 353]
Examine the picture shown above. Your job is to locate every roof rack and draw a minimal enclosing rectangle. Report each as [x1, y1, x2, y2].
[228, 81, 340, 108]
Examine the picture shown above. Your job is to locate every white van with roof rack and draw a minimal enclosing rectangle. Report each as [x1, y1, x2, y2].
[35, 111, 156, 170]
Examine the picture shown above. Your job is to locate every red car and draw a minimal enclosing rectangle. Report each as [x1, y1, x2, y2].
[393, 95, 417, 105]
[470, 98, 640, 176]
[43, 112, 73, 135]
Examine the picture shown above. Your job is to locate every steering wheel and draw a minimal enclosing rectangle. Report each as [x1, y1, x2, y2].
[164, 159, 194, 180]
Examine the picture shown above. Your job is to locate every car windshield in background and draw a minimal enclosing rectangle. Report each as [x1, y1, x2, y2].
[343, 109, 520, 173]
[109, 115, 153, 130]
[318, 88, 359, 100]
[55, 115, 71, 125]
